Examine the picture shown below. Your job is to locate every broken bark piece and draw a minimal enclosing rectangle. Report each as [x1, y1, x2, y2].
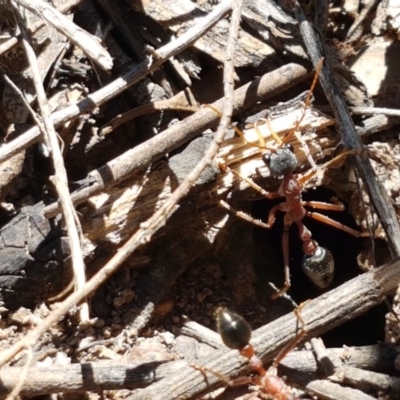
[330, 365, 400, 398]
[131, 0, 275, 68]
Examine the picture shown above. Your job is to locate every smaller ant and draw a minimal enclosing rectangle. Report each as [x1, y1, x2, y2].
[218, 59, 366, 297]
[214, 307, 307, 400]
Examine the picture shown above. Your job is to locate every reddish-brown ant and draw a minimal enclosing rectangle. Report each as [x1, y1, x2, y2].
[214, 307, 306, 400]
[218, 59, 366, 297]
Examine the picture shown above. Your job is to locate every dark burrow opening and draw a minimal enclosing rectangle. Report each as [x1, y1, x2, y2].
[251, 186, 387, 347]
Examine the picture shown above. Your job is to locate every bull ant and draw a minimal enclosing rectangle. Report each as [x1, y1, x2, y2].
[218, 59, 365, 297]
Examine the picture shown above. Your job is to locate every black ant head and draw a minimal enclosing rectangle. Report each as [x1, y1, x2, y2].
[215, 307, 252, 350]
[262, 144, 297, 177]
[302, 246, 334, 289]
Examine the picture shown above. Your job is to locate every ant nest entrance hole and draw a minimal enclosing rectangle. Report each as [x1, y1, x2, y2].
[251, 186, 388, 347]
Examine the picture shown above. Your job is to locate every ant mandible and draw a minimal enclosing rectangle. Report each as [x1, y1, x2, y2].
[218, 59, 365, 297]
[215, 307, 307, 400]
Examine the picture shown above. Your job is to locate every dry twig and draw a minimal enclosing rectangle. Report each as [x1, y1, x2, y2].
[11, 2, 89, 321]
[14, 0, 112, 70]
[5, 347, 33, 400]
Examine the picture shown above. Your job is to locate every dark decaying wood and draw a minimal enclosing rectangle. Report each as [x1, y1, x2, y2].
[0, 203, 71, 309]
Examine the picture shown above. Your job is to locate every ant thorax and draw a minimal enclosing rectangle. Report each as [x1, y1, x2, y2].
[262, 144, 297, 178]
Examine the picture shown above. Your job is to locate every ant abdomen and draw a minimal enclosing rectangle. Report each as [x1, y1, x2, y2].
[302, 246, 334, 289]
[215, 307, 252, 350]
[262, 144, 297, 177]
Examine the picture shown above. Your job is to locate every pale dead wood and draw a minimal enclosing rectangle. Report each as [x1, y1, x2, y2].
[357, 114, 400, 138]
[307, 336, 400, 397]
[285, 345, 397, 380]
[346, 0, 377, 42]
[127, 257, 400, 400]
[349, 106, 400, 116]
[14, 0, 113, 70]
[316, 106, 400, 138]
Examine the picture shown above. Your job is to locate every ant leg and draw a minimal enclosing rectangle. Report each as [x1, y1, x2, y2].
[205, 104, 269, 151]
[284, 57, 324, 143]
[321, 147, 370, 169]
[271, 225, 292, 299]
[218, 163, 281, 200]
[271, 303, 308, 369]
[218, 162, 284, 230]
[304, 200, 345, 212]
[306, 211, 369, 237]
[266, 202, 287, 227]
[297, 167, 318, 186]
[262, 303, 308, 398]
[297, 146, 369, 187]
[220, 201, 285, 230]
[297, 147, 368, 185]
[220, 200, 271, 229]
[191, 363, 255, 387]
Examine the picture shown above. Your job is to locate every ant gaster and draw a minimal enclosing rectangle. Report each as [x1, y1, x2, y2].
[215, 307, 306, 400]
